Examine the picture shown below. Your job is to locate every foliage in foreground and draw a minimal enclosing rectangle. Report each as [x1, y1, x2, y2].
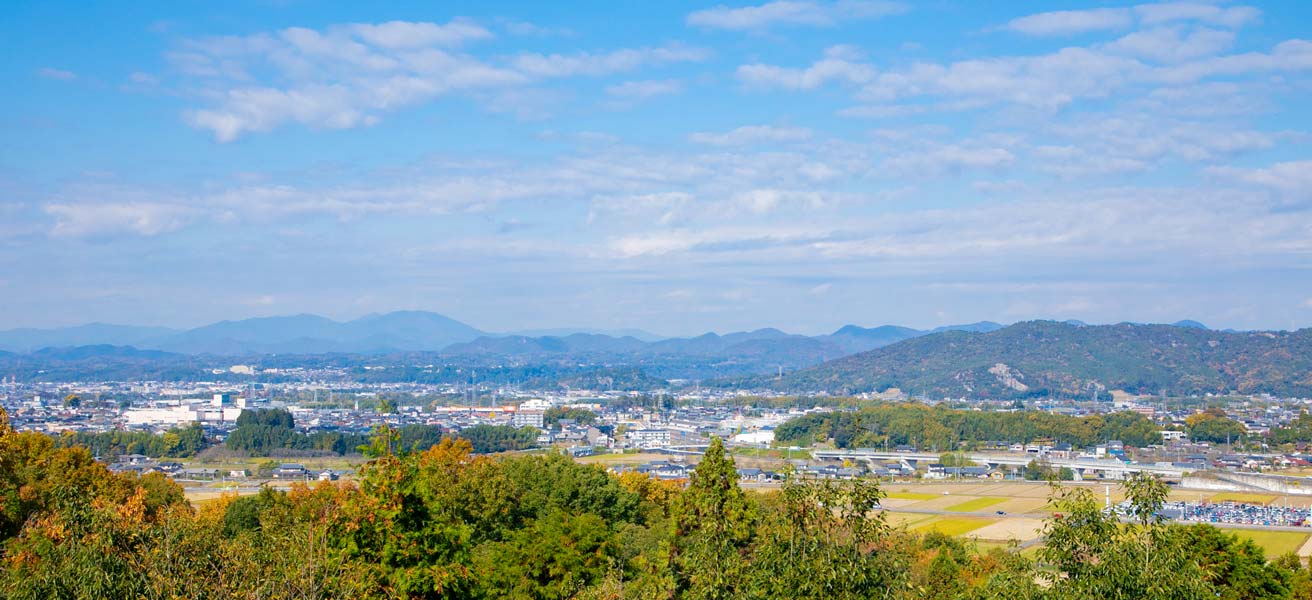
[4, 407, 1312, 599]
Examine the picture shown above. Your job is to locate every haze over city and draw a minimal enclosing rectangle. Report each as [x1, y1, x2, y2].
[3, 0, 1311, 335]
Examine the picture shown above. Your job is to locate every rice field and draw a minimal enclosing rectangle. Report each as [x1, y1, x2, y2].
[886, 491, 940, 501]
[911, 516, 997, 536]
[1224, 529, 1309, 556]
[946, 496, 1008, 512]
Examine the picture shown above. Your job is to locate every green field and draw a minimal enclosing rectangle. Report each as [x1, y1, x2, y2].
[911, 517, 996, 536]
[1209, 492, 1278, 505]
[1224, 529, 1309, 556]
[946, 497, 1008, 512]
[886, 491, 939, 501]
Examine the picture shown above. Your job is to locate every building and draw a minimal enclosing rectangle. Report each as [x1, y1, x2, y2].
[273, 463, 308, 479]
[1160, 430, 1188, 442]
[626, 428, 671, 448]
[512, 399, 550, 428]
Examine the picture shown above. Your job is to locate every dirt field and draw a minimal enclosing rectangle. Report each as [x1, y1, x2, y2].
[968, 518, 1046, 542]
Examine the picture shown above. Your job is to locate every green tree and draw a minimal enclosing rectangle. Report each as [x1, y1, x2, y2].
[669, 437, 756, 600]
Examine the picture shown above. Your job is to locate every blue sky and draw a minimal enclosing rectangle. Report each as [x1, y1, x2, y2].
[1, 0, 1310, 335]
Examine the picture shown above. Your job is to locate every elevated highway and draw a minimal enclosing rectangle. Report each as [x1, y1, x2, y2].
[811, 449, 1190, 478]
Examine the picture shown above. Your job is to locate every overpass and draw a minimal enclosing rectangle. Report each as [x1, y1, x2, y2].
[811, 449, 1190, 478]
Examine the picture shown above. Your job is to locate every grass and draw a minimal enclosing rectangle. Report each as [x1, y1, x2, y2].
[1209, 492, 1278, 505]
[946, 497, 1008, 513]
[886, 491, 939, 501]
[911, 517, 996, 537]
[1224, 529, 1309, 556]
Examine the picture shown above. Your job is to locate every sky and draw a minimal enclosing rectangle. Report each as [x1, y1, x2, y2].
[1, 0, 1310, 336]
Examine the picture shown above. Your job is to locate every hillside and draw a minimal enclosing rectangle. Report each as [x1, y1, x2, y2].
[763, 321, 1312, 399]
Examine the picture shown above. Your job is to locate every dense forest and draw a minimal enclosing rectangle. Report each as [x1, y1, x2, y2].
[774, 402, 1167, 449]
[3, 406, 1311, 599]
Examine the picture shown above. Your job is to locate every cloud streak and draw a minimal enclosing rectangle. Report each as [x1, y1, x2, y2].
[687, 0, 906, 31]
[173, 20, 707, 140]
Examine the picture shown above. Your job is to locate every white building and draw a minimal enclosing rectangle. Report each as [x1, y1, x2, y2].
[732, 430, 775, 445]
[627, 428, 671, 448]
[513, 399, 550, 428]
[513, 410, 545, 429]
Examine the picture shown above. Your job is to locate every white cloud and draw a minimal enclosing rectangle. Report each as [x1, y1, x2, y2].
[128, 72, 159, 85]
[45, 203, 195, 238]
[348, 19, 492, 48]
[738, 45, 874, 89]
[1207, 161, 1312, 196]
[687, 0, 906, 31]
[37, 67, 76, 80]
[606, 79, 683, 99]
[1104, 26, 1235, 63]
[171, 20, 706, 141]
[688, 124, 813, 145]
[881, 144, 1015, 175]
[1004, 3, 1261, 37]
[511, 44, 707, 77]
[1005, 8, 1133, 37]
[1134, 3, 1261, 28]
[837, 104, 927, 118]
[745, 34, 1312, 113]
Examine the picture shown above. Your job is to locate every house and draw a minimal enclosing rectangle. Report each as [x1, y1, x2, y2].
[318, 470, 339, 481]
[177, 468, 219, 481]
[118, 454, 151, 465]
[737, 468, 776, 483]
[273, 463, 309, 479]
[639, 461, 693, 480]
[156, 461, 183, 474]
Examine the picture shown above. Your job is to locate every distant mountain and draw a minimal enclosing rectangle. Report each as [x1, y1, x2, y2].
[821, 325, 922, 354]
[29, 345, 178, 361]
[0, 323, 179, 353]
[1172, 320, 1209, 329]
[505, 327, 666, 342]
[649, 328, 792, 355]
[929, 321, 1005, 334]
[0, 312, 487, 356]
[446, 333, 649, 356]
[760, 321, 1312, 398]
[150, 311, 486, 354]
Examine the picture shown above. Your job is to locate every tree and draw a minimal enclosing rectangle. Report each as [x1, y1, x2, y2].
[1040, 476, 1214, 599]
[750, 474, 890, 599]
[543, 406, 598, 428]
[376, 398, 395, 414]
[1187, 410, 1246, 444]
[63, 394, 81, 409]
[670, 437, 756, 600]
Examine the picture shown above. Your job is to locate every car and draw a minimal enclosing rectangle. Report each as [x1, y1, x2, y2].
[996, 510, 1006, 515]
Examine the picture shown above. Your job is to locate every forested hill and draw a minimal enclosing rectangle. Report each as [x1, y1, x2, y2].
[757, 321, 1312, 399]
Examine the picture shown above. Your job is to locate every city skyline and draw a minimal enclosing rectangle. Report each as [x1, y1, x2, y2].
[3, 1, 1311, 335]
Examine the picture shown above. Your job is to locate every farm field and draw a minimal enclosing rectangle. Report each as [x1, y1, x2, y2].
[1208, 492, 1279, 505]
[911, 516, 996, 536]
[947, 497, 1007, 512]
[866, 480, 1312, 554]
[1225, 529, 1310, 556]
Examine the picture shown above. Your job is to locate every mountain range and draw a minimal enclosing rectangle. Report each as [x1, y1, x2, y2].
[757, 320, 1312, 399]
[0, 311, 1005, 359]
[2, 317, 1308, 397]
